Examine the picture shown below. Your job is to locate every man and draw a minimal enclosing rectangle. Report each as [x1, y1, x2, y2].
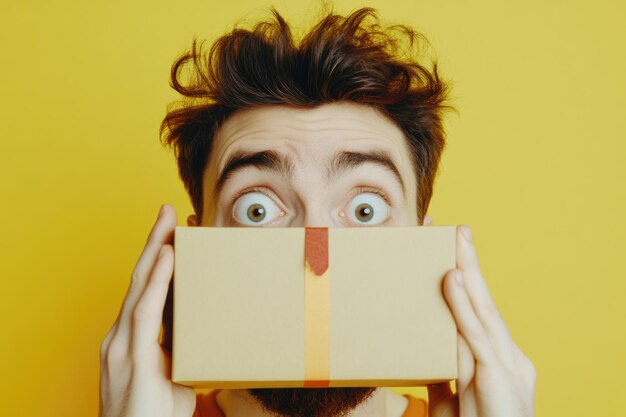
[99, 7, 536, 417]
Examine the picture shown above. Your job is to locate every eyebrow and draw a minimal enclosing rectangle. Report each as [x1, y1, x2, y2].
[214, 150, 295, 197]
[328, 150, 406, 194]
[214, 149, 405, 198]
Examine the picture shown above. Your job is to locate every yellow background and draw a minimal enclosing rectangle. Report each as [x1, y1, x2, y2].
[1, 0, 624, 416]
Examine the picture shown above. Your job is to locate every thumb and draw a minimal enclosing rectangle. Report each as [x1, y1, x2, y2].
[427, 382, 459, 417]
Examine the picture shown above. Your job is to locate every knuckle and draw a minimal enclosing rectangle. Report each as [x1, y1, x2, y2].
[132, 302, 152, 324]
[100, 340, 108, 362]
[482, 297, 501, 317]
[104, 339, 128, 369]
[515, 351, 537, 384]
[130, 268, 142, 286]
[100, 333, 112, 356]
[525, 358, 537, 382]
[100, 326, 118, 361]
[464, 326, 484, 346]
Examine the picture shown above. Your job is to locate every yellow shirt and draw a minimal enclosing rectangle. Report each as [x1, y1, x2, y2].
[193, 389, 428, 417]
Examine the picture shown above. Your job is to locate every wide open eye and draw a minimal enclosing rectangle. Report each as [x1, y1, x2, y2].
[232, 192, 284, 226]
[344, 192, 389, 225]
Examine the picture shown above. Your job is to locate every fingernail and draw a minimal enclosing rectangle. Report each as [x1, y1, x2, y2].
[462, 226, 472, 242]
[454, 271, 463, 286]
[157, 205, 164, 220]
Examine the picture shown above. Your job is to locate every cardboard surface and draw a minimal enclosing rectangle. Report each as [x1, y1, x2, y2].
[172, 226, 457, 388]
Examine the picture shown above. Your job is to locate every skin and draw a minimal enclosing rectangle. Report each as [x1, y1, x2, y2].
[99, 102, 536, 417]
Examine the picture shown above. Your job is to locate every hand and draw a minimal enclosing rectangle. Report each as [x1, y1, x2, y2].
[99, 204, 196, 417]
[427, 225, 536, 417]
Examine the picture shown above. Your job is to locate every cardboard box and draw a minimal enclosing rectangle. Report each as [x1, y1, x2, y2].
[172, 226, 457, 388]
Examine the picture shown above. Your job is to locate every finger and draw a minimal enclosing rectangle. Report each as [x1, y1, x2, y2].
[455, 225, 492, 314]
[456, 333, 479, 417]
[133, 204, 177, 287]
[427, 381, 452, 404]
[117, 205, 177, 334]
[100, 297, 128, 365]
[427, 382, 457, 417]
[100, 316, 120, 356]
[131, 244, 175, 353]
[456, 225, 516, 365]
[443, 269, 496, 365]
[514, 346, 538, 388]
[456, 331, 474, 395]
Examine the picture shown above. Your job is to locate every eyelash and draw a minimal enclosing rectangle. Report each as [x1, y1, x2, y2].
[228, 185, 392, 222]
[228, 185, 286, 213]
[346, 186, 392, 207]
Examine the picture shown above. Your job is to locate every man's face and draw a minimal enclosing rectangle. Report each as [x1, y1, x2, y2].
[190, 101, 420, 417]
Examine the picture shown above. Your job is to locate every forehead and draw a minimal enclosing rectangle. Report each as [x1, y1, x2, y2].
[209, 102, 415, 176]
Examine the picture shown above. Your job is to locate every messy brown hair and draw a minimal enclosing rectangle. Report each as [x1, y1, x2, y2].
[160, 6, 451, 223]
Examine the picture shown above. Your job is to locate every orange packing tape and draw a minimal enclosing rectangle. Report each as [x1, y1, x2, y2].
[303, 227, 330, 388]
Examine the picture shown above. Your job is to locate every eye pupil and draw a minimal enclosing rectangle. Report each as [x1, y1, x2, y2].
[355, 203, 374, 222]
[247, 204, 266, 222]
